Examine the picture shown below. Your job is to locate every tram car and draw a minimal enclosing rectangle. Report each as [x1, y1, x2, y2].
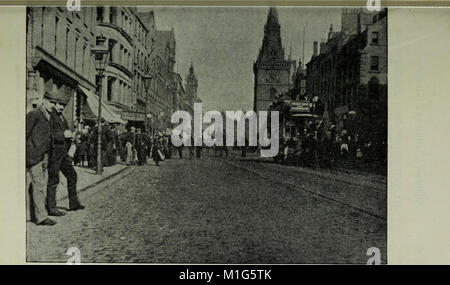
[268, 98, 321, 165]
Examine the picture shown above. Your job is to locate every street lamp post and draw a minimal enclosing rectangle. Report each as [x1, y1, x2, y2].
[143, 74, 153, 134]
[134, 104, 137, 128]
[91, 35, 110, 175]
[168, 81, 178, 134]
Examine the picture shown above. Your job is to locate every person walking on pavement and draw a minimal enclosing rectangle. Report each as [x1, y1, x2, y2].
[26, 92, 57, 226]
[146, 133, 153, 160]
[152, 134, 164, 166]
[166, 136, 172, 159]
[135, 128, 147, 166]
[103, 123, 114, 166]
[46, 97, 84, 216]
[77, 126, 89, 167]
[125, 127, 137, 165]
[176, 133, 183, 159]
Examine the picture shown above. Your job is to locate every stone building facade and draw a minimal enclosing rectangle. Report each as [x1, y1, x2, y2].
[26, 7, 98, 128]
[172, 73, 185, 111]
[306, 8, 387, 140]
[95, 7, 151, 127]
[253, 8, 296, 113]
[149, 29, 176, 131]
[27, 7, 198, 133]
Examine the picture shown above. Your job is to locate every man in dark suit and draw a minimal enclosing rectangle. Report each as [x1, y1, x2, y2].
[26, 92, 58, 226]
[46, 96, 84, 216]
[135, 128, 147, 166]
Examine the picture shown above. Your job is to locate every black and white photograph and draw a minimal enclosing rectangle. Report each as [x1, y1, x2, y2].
[25, 5, 387, 264]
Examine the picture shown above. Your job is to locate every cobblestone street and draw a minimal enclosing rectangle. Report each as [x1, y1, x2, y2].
[27, 150, 386, 264]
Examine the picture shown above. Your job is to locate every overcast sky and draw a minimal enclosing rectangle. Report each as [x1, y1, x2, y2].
[139, 7, 341, 112]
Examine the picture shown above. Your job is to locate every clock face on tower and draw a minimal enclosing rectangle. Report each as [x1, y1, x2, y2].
[265, 70, 280, 83]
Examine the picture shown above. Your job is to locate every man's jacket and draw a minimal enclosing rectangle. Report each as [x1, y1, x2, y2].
[26, 106, 52, 168]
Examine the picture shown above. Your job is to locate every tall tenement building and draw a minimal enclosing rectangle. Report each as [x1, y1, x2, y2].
[27, 7, 198, 133]
[306, 8, 387, 138]
[94, 7, 149, 126]
[26, 7, 98, 128]
[253, 7, 296, 113]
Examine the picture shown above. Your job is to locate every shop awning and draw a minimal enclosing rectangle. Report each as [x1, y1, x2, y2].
[79, 85, 127, 125]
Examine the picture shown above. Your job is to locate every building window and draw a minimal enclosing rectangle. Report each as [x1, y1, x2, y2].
[370, 56, 379, 71]
[82, 44, 86, 73]
[110, 7, 116, 24]
[65, 27, 69, 62]
[118, 81, 122, 104]
[54, 16, 59, 55]
[107, 78, 114, 101]
[74, 37, 78, 69]
[371, 32, 379, 44]
[96, 7, 103, 22]
[108, 39, 115, 62]
[41, 8, 45, 47]
[83, 8, 88, 25]
[119, 45, 123, 65]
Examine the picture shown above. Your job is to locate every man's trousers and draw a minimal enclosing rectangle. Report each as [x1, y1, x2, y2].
[47, 152, 81, 212]
[26, 154, 49, 224]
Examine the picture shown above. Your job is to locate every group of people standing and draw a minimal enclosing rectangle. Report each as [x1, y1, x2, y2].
[277, 120, 387, 170]
[26, 91, 84, 226]
[118, 127, 168, 167]
[72, 124, 181, 168]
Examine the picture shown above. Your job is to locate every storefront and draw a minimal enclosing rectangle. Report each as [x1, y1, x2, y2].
[27, 53, 95, 130]
[121, 110, 146, 131]
[78, 85, 127, 128]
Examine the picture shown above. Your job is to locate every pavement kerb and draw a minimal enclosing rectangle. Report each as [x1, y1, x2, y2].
[57, 166, 131, 202]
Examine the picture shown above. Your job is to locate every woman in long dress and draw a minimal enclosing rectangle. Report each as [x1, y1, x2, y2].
[152, 136, 163, 166]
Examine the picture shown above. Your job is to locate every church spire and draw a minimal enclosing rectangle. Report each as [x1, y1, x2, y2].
[267, 7, 279, 25]
[258, 7, 284, 62]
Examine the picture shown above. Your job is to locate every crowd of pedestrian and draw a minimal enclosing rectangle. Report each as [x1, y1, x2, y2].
[71, 124, 177, 168]
[274, 120, 387, 172]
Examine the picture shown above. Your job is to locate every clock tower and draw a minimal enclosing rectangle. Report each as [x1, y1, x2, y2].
[253, 7, 296, 112]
